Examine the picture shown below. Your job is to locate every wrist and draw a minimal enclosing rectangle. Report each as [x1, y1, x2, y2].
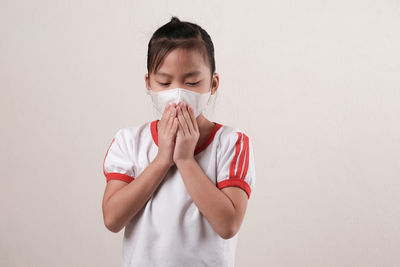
[174, 157, 196, 167]
[154, 155, 173, 169]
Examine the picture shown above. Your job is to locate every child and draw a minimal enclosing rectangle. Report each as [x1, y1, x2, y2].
[102, 16, 256, 267]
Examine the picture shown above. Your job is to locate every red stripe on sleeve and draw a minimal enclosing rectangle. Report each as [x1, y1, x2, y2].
[229, 132, 243, 178]
[235, 133, 247, 180]
[240, 134, 250, 180]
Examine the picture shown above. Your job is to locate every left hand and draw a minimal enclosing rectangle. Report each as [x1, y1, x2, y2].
[173, 102, 200, 164]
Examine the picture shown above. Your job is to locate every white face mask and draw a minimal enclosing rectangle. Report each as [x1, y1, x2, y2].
[147, 83, 213, 118]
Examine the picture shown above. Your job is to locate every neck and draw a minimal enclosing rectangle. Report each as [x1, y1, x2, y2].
[196, 113, 214, 133]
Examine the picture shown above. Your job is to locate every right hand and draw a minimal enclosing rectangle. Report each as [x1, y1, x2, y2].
[155, 103, 179, 168]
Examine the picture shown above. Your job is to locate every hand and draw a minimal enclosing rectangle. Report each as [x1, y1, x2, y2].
[155, 103, 179, 168]
[173, 102, 200, 164]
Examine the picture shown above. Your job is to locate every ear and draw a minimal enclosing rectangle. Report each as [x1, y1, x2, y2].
[211, 72, 219, 95]
[145, 73, 150, 91]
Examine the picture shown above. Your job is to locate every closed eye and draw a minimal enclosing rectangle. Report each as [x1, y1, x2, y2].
[187, 81, 200, 86]
[158, 82, 200, 86]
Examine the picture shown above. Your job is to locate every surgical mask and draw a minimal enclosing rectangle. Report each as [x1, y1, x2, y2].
[147, 83, 213, 118]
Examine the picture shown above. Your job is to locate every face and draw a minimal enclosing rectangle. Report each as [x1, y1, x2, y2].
[145, 48, 219, 94]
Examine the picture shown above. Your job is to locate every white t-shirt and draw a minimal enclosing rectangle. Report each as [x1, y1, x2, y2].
[103, 119, 256, 267]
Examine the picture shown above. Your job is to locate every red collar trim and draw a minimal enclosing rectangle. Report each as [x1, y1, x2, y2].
[150, 120, 223, 156]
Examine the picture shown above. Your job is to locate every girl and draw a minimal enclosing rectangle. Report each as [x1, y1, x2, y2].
[102, 16, 256, 267]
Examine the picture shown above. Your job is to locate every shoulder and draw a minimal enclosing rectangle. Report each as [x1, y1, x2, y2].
[115, 120, 152, 140]
[111, 121, 154, 152]
[215, 123, 252, 147]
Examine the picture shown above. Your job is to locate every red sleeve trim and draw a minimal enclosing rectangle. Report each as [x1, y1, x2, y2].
[105, 172, 135, 183]
[103, 137, 135, 183]
[217, 178, 251, 199]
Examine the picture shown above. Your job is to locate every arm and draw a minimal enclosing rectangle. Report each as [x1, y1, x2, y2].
[102, 105, 177, 233]
[102, 156, 171, 233]
[173, 102, 250, 239]
[175, 158, 249, 239]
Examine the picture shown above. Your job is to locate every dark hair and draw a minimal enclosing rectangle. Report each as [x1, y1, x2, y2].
[147, 16, 216, 80]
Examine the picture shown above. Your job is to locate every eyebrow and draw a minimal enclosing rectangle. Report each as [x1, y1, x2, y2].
[155, 71, 201, 78]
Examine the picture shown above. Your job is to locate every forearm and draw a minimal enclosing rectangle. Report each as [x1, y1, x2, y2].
[104, 156, 171, 232]
[175, 158, 236, 239]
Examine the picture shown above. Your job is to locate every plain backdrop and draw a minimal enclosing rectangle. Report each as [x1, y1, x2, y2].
[1, 0, 399, 266]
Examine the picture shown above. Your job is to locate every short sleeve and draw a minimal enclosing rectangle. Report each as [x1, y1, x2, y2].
[216, 131, 256, 199]
[102, 129, 135, 183]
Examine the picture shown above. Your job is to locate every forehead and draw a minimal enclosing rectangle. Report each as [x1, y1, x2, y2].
[154, 48, 208, 76]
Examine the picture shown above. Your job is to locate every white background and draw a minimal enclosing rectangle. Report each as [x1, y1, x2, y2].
[1, 0, 399, 266]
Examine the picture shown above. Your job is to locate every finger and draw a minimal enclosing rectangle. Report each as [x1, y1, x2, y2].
[160, 103, 171, 126]
[166, 106, 174, 130]
[163, 103, 171, 118]
[177, 104, 189, 136]
[168, 107, 178, 135]
[170, 102, 177, 110]
[188, 104, 199, 133]
[181, 103, 194, 134]
[161, 104, 172, 129]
